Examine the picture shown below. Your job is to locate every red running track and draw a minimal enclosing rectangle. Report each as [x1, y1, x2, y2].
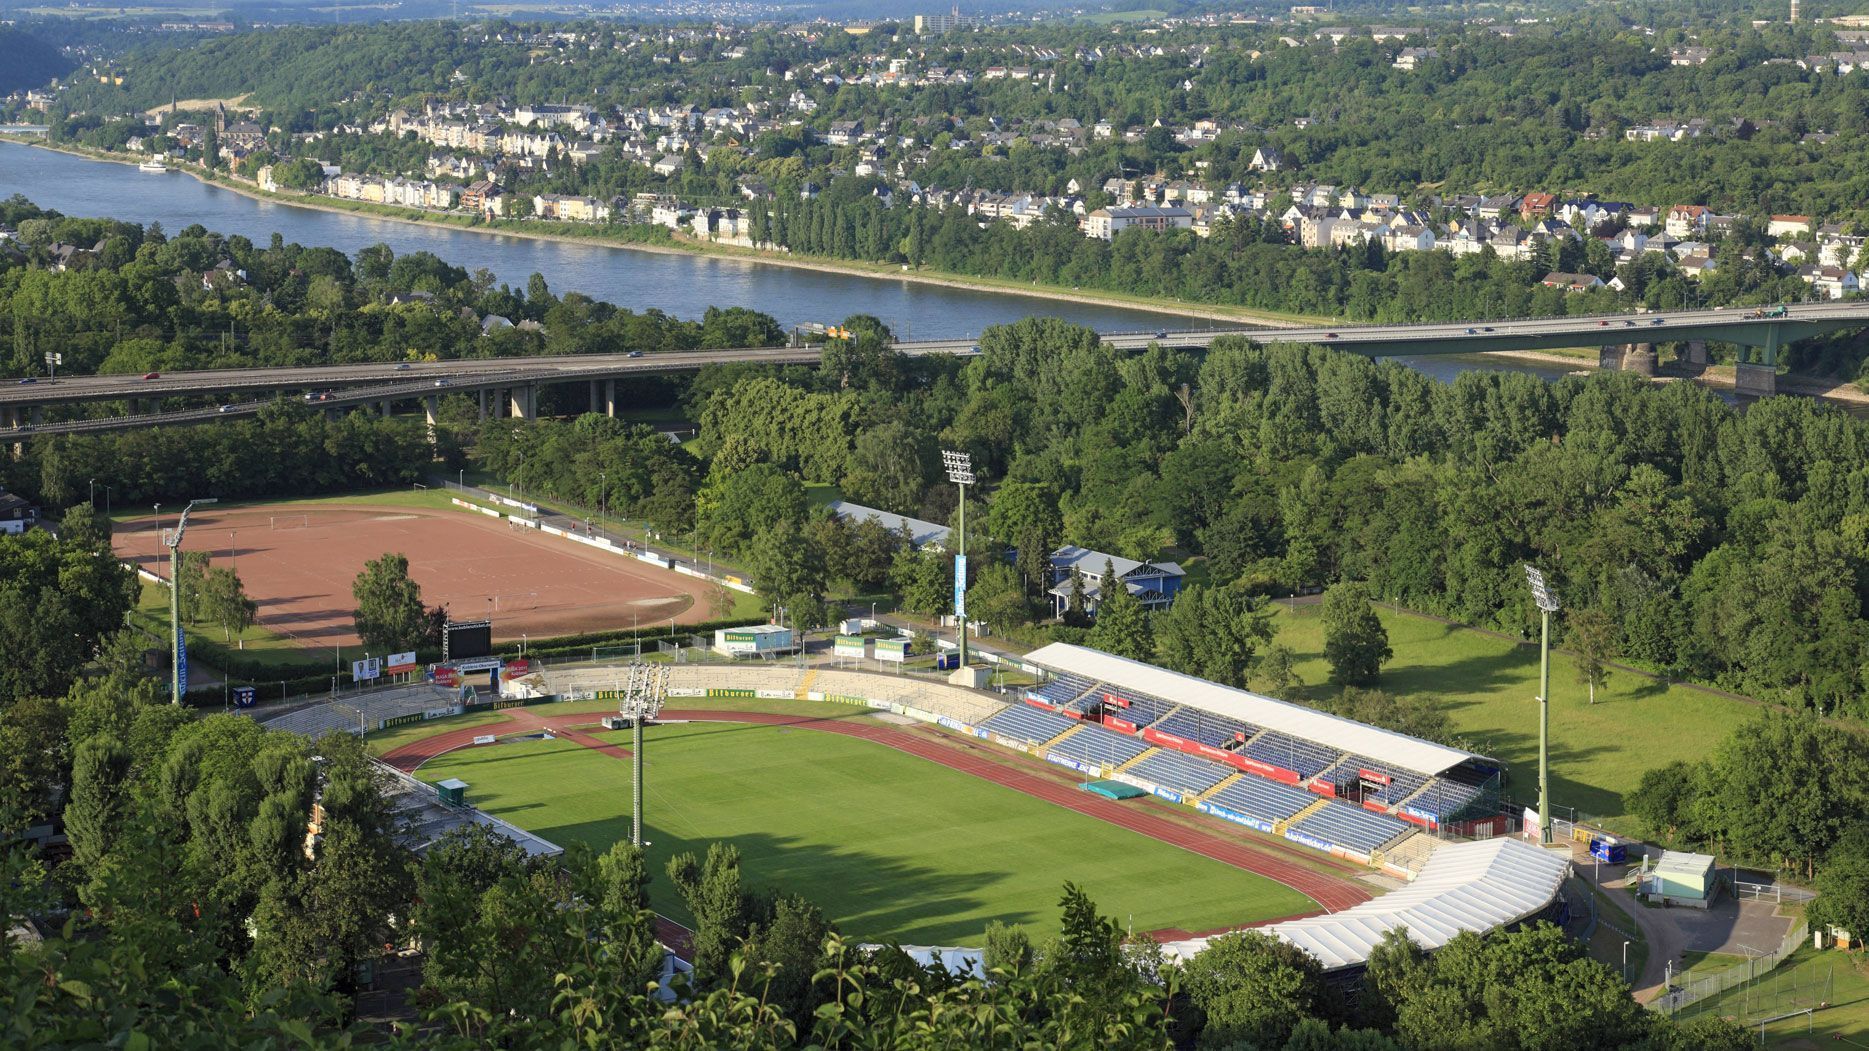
[379, 707, 1373, 915]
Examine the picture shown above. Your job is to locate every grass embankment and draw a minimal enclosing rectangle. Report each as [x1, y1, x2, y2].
[413, 715, 1315, 943]
[1262, 602, 1754, 832]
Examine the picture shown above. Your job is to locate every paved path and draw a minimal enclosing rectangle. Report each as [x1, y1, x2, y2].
[379, 706, 1373, 917]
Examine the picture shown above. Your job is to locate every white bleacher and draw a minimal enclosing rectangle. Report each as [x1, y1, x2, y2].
[1126, 749, 1231, 794]
[1048, 724, 1150, 768]
[1290, 800, 1411, 854]
[980, 704, 1079, 746]
[1205, 776, 1315, 824]
[264, 684, 459, 739]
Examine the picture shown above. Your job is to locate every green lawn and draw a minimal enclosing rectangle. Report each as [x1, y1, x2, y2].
[1265, 602, 1756, 831]
[1675, 946, 1869, 1044]
[414, 716, 1315, 943]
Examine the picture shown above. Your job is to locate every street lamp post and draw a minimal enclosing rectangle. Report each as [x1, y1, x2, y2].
[942, 450, 975, 680]
[1524, 564, 1561, 846]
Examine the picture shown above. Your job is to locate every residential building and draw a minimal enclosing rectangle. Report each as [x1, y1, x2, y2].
[1048, 546, 1186, 617]
[1084, 205, 1193, 240]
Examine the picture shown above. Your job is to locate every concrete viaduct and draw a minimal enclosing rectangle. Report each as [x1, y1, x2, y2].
[3, 302, 1865, 438]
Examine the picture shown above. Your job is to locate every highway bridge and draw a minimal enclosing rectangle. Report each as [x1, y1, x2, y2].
[4, 303, 1866, 438]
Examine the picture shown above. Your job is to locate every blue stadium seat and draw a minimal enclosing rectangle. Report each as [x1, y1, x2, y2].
[1152, 708, 1254, 748]
[1206, 775, 1315, 824]
[980, 705, 1079, 746]
[1126, 750, 1231, 795]
[1242, 733, 1343, 780]
[1289, 801, 1411, 854]
[1047, 724, 1150, 768]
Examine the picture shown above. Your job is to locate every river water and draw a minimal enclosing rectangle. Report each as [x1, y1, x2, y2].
[0, 140, 1574, 385]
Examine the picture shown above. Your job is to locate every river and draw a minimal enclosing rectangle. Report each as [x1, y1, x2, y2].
[0, 140, 1575, 385]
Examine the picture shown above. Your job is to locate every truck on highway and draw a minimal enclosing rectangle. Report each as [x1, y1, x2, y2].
[1748, 304, 1789, 319]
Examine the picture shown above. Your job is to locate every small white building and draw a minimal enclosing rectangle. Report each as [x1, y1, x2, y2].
[713, 623, 796, 658]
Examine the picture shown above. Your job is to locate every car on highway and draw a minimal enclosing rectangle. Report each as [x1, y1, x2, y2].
[1324, 332, 1339, 339]
[1155, 329, 1168, 339]
[16, 377, 35, 385]
[1465, 327, 1477, 334]
[433, 378, 449, 387]
[1651, 317, 1666, 325]
[394, 363, 411, 370]
[1482, 326, 1495, 332]
[1599, 319, 1611, 327]
[142, 372, 161, 380]
[628, 351, 644, 358]
[217, 404, 235, 413]
[303, 390, 334, 402]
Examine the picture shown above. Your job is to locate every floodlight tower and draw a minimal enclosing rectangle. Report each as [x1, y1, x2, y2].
[166, 498, 219, 705]
[619, 660, 669, 849]
[942, 449, 974, 678]
[1523, 565, 1560, 845]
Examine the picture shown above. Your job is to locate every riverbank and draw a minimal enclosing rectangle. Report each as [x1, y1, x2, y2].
[9, 137, 1866, 405]
[11, 137, 1310, 327]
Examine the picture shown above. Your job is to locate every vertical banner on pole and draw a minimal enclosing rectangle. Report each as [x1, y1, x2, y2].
[953, 554, 967, 618]
[176, 627, 188, 694]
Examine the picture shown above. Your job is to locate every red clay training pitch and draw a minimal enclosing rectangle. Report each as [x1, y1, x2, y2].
[115, 504, 719, 648]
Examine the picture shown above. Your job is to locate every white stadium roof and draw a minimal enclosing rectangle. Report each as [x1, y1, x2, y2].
[1022, 643, 1487, 777]
[1160, 838, 1570, 971]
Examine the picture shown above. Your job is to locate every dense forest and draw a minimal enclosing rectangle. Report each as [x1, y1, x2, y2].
[0, 27, 71, 95]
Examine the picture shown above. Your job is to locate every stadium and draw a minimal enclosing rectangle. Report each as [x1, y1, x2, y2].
[268, 631, 1569, 971]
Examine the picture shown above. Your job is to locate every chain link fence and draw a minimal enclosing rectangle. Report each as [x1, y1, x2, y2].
[1654, 919, 1813, 1018]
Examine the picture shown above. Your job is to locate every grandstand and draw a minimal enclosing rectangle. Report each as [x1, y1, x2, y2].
[1020, 643, 1505, 847]
[264, 684, 461, 739]
[1045, 722, 1150, 771]
[980, 704, 1079, 747]
[1124, 749, 1231, 796]
[1159, 837, 1571, 974]
[1203, 775, 1315, 828]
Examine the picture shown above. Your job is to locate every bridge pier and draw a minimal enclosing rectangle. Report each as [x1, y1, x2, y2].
[1735, 363, 1777, 398]
[604, 379, 617, 418]
[1623, 342, 1657, 378]
[424, 395, 439, 444]
[1683, 340, 1708, 367]
[588, 380, 601, 416]
[508, 385, 536, 420]
[379, 399, 392, 417]
[1598, 345, 1624, 371]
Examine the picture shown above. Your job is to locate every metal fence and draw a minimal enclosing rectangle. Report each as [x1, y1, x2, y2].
[1653, 919, 1811, 1017]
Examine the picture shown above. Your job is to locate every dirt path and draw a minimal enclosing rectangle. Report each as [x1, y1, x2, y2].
[381, 707, 1373, 916]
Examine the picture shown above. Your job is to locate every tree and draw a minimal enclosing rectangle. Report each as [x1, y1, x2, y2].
[1086, 558, 1152, 659]
[964, 560, 1030, 634]
[1568, 607, 1614, 705]
[1807, 834, 1869, 949]
[199, 566, 258, 642]
[983, 920, 1032, 979]
[1182, 929, 1325, 1049]
[749, 517, 828, 619]
[667, 842, 755, 986]
[1154, 585, 1274, 688]
[350, 552, 428, 652]
[1322, 584, 1391, 687]
[1630, 760, 1702, 843]
[64, 734, 133, 888]
[1257, 644, 1301, 697]
[1062, 566, 1091, 628]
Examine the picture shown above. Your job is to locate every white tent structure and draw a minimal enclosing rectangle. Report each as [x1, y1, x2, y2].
[1160, 838, 1571, 972]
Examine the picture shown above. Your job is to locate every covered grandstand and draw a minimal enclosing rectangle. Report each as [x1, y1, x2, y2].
[1160, 837, 1571, 975]
[1019, 644, 1506, 847]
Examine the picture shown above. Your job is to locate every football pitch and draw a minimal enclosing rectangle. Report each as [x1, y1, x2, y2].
[414, 720, 1318, 944]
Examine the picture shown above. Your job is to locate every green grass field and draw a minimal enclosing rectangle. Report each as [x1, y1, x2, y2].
[414, 718, 1315, 944]
[1675, 946, 1869, 1045]
[1264, 602, 1756, 832]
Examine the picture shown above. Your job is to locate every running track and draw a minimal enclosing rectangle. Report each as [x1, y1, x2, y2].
[380, 707, 1374, 915]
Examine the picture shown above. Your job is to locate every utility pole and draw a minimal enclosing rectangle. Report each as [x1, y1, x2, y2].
[619, 661, 669, 849]
[942, 449, 976, 685]
[1523, 564, 1560, 846]
[166, 498, 219, 704]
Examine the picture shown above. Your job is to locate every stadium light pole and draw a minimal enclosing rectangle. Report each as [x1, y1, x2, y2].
[165, 497, 219, 705]
[942, 450, 974, 677]
[1523, 565, 1560, 846]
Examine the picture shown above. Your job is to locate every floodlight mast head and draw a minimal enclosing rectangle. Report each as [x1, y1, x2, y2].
[1523, 564, 1560, 613]
[167, 497, 220, 551]
[942, 449, 975, 486]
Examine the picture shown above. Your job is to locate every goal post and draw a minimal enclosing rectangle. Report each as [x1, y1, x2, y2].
[269, 513, 310, 531]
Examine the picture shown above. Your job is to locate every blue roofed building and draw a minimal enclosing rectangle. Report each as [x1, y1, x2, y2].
[1048, 546, 1185, 617]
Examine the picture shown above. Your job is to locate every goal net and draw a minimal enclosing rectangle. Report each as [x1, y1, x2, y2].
[269, 513, 310, 531]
